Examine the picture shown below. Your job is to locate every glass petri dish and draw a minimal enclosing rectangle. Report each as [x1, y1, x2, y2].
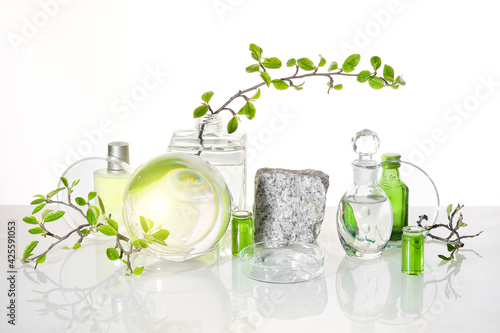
[239, 240, 325, 283]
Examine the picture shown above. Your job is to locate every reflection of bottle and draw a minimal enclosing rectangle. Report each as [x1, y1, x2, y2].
[337, 129, 393, 258]
[379, 153, 408, 245]
[94, 142, 130, 229]
[168, 114, 247, 210]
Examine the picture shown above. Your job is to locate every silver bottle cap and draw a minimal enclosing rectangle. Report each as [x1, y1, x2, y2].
[107, 141, 129, 173]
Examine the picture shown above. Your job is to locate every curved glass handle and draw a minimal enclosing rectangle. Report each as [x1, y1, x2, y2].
[380, 159, 440, 230]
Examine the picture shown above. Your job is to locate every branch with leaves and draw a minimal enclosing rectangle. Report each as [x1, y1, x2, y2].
[193, 43, 406, 133]
[417, 204, 483, 261]
[21, 177, 170, 276]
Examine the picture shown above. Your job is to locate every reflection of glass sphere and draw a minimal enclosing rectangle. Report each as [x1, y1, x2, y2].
[123, 153, 231, 261]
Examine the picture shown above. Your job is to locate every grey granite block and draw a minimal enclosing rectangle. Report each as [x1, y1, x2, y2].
[253, 168, 330, 243]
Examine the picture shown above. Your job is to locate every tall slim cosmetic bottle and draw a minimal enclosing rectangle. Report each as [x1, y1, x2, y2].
[93, 142, 130, 230]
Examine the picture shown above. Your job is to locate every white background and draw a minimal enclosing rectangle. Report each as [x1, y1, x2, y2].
[0, 0, 498, 206]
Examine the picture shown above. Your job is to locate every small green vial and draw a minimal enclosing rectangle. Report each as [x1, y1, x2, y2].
[231, 210, 253, 256]
[402, 226, 424, 275]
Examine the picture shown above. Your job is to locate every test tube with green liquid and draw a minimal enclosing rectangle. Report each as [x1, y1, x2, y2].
[402, 226, 424, 275]
[231, 210, 253, 256]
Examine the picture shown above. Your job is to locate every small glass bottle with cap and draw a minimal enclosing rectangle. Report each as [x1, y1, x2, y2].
[379, 152, 409, 246]
[231, 210, 253, 256]
[401, 226, 424, 275]
[93, 142, 130, 230]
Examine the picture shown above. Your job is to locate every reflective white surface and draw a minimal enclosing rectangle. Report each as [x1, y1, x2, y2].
[1, 206, 498, 332]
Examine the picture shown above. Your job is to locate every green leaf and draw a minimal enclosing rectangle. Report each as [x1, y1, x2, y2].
[44, 211, 65, 223]
[438, 254, 451, 261]
[131, 238, 141, 247]
[297, 58, 315, 71]
[30, 198, 46, 205]
[318, 55, 326, 67]
[140, 216, 150, 233]
[133, 267, 145, 275]
[369, 77, 385, 89]
[333, 84, 343, 90]
[36, 254, 46, 264]
[447, 243, 454, 252]
[250, 88, 260, 100]
[271, 79, 289, 90]
[390, 84, 399, 90]
[87, 208, 97, 225]
[398, 76, 406, 86]
[201, 91, 214, 103]
[446, 204, 453, 216]
[71, 179, 80, 188]
[23, 241, 39, 259]
[106, 248, 120, 261]
[88, 192, 97, 201]
[139, 240, 149, 248]
[98, 196, 105, 215]
[383, 64, 395, 82]
[42, 209, 53, 221]
[46, 187, 65, 199]
[29, 227, 44, 235]
[249, 43, 262, 61]
[193, 104, 209, 118]
[60, 177, 69, 188]
[370, 56, 382, 71]
[238, 101, 256, 120]
[75, 197, 87, 206]
[260, 72, 271, 87]
[286, 58, 296, 67]
[32, 204, 46, 215]
[293, 85, 303, 91]
[152, 229, 170, 242]
[81, 229, 89, 235]
[23, 216, 39, 225]
[262, 57, 282, 69]
[459, 222, 468, 227]
[227, 117, 239, 134]
[357, 70, 371, 83]
[342, 54, 361, 72]
[328, 61, 338, 71]
[245, 64, 260, 73]
[98, 225, 117, 236]
[73, 242, 81, 250]
[107, 219, 119, 232]
[62, 246, 70, 250]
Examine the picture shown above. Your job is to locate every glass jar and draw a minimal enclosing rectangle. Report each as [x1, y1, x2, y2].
[168, 114, 247, 211]
[401, 226, 424, 275]
[231, 210, 253, 256]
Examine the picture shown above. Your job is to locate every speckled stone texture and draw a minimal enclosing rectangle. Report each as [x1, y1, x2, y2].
[253, 168, 330, 243]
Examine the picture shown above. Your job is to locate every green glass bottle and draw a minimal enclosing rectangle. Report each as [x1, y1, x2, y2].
[231, 210, 253, 256]
[401, 226, 424, 275]
[379, 153, 409, 244]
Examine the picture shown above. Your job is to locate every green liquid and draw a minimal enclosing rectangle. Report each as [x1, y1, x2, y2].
[402, 231, 424, 275]
[231, 211, 253, 256]
[379, 166, 409, 242]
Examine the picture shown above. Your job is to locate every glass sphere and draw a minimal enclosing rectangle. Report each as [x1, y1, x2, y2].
[123, 153, 232, 261]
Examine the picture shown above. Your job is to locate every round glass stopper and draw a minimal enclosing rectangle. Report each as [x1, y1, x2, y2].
[352, 129, 381, 158]
[123, 153, 232, 261]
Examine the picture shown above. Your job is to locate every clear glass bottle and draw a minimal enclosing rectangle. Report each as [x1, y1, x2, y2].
[93, 142, 130, 230]
[337, 129, 393, 259]
[379, 152, 409, 246]
[168, 114, 247, 211]
[231, 210, 253, 256]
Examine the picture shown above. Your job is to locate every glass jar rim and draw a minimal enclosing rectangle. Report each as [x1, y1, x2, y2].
[232, 210, 252, 219]
[403, 226, 425, 235]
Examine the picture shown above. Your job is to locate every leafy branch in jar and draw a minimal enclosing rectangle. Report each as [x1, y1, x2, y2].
[193, 43, 406, 133]
[21, 177, 170, 276]
[417, 204, 483, 261]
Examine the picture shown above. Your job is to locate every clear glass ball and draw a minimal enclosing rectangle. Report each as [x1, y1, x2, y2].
[123, 153, 232, 261]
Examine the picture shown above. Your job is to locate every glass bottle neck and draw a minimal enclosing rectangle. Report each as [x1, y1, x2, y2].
[352, 160, 379, 185]
[380, 167, 400, 179]
[195, 114, 223, 134]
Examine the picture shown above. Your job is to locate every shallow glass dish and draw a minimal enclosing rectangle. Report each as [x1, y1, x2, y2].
[239, 241, 325, 283]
